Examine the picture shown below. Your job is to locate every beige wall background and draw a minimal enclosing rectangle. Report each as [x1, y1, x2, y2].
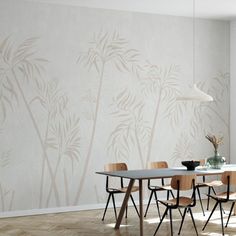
[0, 0, 229, 214]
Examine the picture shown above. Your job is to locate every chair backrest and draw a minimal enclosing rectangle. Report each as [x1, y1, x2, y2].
[221, 171, 236, 185]
[104, 163, 128, 191]
[104, 163, 128, 172]
[148, 161, 168, 169]
[170, 175, 196, 208]
[171, 174, 196, 190]
[147, 161, 169, 187]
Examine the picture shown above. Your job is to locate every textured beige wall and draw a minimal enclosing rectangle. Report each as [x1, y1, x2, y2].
[230, 20, 236, 164]
[0, 0, 229, 213]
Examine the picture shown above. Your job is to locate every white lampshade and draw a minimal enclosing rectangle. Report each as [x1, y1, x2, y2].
[176, 84, 213, 102]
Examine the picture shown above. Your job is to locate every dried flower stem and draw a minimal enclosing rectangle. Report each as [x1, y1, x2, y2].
[205, 134, 223, 152]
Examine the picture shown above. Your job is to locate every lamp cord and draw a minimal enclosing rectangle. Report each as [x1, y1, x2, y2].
[193, 0, 195, 84]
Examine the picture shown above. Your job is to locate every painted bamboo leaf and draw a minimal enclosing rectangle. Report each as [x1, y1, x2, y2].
[81, 89, 96, 121]
[107, 123, 133, 161]
[78, 31, 142, 76]
[0, 36, 47, 123]
[141, 63, 161, 96]
[189, 72, 229, 138]
[0, 183, 15, 211]
[107, 89, 150, 165]
[30, 80, 68, 119]
[171, 133, 194, 166]
[0, 38, 17, 122]
[1, 36, 47, 85]
[210, 72, 230, 102]
[0, 147, 14, 211]
[141, 63, 183, 164]
[157, 65, 183, 128]
[0, 150, 11, 169]
[141, 63, 181, 103]
[48, 114, 80, 166]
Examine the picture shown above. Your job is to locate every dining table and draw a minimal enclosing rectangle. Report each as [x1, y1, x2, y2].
[96, 164, 236, 236]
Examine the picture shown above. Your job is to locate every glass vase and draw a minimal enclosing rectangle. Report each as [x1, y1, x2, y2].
[207, 151, 225, 169]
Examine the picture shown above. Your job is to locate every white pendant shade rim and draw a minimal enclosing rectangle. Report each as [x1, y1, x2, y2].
[176, 84, 213, 102]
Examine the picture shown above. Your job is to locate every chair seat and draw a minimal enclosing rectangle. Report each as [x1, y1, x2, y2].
[214, 191, 236, 201]
[119, 186, 139, 193]
[150, 184, 173, 191]
[197, 180, 222, 187]
[107, 186, 139, 193]
[160, 197, 193, 207]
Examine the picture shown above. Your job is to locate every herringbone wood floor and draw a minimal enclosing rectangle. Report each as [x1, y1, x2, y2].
[0, 200, 236, 236]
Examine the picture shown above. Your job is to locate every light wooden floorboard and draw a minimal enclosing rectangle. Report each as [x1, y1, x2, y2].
[0, 200, 236, 235]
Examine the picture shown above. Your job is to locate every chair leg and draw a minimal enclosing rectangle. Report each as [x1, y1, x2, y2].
[211, 187, 225, 214]
[219, 202, 225, 235]
[125, 205, 128, 218]
[153, 207, 168, 236]
[102, 193, 111, 221]
[178, 208, 187, 235]
[196, 186, 205, 216]
[207, 187, 226, 214]
[169, 208, 173, 236]
[225, 202, 235, 227]
[165, 190, 180, 217]
[177, 207, 182, 217]
[144, 190, 154, 217]
[154, 191, 161, 218]
[111, 193, 117, 220]
[210, 187, 225, 215]
[211, 187, 216, 195]
[207, 187, 211, 210]
[166, 191, 170, 216]
[170, 190, 175, 198]
[189, 208, 198, 236]
[202, 201, 219, 231]
[130, 194, 140, 217]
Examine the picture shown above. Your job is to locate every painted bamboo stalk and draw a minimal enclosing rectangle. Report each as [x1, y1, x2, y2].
[73, 61, 105, 204]
[8, 191, 14, 211]
[39, 112, 51, 207]
[0, 184, 5, 211]
[135, 126, 144, 168]
[63, 168, 69, 205]
[145, 88, 163, 166]
[46, 149, 62, 207]
[11, 68, 61, 206]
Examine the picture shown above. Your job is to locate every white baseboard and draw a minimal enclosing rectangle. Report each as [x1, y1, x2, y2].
[0, 195, 207, 218]
[0, 199, 150, 218]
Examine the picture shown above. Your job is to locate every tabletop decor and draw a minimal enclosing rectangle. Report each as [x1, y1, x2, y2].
[205, 134, 225, 169]
[181, 160, 200, 170]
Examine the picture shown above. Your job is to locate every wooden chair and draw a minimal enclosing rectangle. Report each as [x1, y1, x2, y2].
[101, 163, 140, 221]
[202, 171, 236, 235]
[196, 159, 223, 216]
[153, 174, 198, 236]
[144, 161, 175, 218]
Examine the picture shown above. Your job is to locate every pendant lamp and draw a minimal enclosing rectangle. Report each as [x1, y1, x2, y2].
[176, 0, 213, 102]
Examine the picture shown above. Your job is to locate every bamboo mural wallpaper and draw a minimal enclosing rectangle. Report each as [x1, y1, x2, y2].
[0, 0, 229, 213]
